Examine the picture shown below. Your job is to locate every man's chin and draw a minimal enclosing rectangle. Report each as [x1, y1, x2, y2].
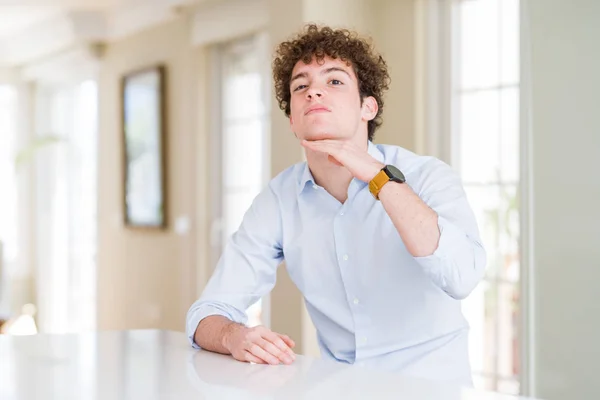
[302, 132, 339, 141]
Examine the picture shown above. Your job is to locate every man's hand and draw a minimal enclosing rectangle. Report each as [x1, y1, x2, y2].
[301, 139, 384, 182]
[222, 324, 296, 365]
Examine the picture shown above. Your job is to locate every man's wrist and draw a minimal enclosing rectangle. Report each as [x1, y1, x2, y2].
[378, 177, 411, 200]
[366, 162, 386, 182]
[221, 321, 243, 352]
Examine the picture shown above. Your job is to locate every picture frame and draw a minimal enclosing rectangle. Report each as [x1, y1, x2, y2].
[121, 65, 167, 229]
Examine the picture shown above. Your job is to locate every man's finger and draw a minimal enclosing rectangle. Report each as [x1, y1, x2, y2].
[278, 334, 296, 349]
[303, 140, 337, 151]
[263, 330, 296, 359]
[249, 343, 280, 365]
[244, 351, 266, 364]
[301, 139, 333, 152]
[328, 154, 344, 166]
[302, 138, 341, 146]
[257, 337, 294, 365]
[302, 141, 345, 162]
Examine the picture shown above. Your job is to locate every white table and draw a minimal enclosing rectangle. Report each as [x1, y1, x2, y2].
[0, 329, 537, 400]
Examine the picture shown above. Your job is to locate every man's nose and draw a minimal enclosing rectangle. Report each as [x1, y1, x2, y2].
[306, 86, 324, 99]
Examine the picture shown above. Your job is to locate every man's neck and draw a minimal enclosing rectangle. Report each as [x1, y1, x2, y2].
[305, 139, 369, 204]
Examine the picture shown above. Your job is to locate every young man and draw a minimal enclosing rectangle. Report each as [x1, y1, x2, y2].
[186, 24, 486, 386]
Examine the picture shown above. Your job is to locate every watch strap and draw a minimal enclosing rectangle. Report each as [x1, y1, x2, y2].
[368, 169, 390, 200]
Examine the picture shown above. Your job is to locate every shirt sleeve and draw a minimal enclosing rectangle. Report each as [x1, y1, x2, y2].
[186, 184, 284, 348]
[412, 158, 487, 300]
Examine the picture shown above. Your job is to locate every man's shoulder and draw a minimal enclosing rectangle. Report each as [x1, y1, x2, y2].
[376, 143, 446, 172]
[375, 143, 460, 192]
[248, 163, 304, 213]
[266, 161, 307, 194]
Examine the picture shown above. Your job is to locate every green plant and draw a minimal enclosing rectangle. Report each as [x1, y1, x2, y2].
[14, 135, 66, 170]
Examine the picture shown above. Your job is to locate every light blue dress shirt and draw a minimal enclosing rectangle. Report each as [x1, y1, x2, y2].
[186, 142, 486, 386]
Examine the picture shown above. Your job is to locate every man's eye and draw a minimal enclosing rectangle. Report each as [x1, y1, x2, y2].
[330, 79, 343, 85]
[294, 84, 307, 91]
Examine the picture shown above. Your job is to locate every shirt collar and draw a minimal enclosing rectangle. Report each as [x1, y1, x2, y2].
[297, 141, 386, 194]
[367, 140, 385, 164]
[297, 159, 315, 196]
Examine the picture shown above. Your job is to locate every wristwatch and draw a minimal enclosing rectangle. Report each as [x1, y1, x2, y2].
[368, 165, 406, 200]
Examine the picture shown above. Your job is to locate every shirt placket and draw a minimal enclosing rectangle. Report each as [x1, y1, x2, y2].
[333, 180, 372, 360]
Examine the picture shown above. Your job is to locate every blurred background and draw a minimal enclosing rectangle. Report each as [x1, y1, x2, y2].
[0, 0, 598, 399]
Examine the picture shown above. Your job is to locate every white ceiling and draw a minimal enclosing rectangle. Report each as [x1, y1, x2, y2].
[0, 0, 205, 68]
[0, 6, 63, 38]
[0, 1, 166, 38]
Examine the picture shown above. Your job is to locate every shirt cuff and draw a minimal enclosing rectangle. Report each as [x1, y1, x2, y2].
[421, 216, 469, 260]
[186, 305, 241, 350]
[413, 216, 472, 288]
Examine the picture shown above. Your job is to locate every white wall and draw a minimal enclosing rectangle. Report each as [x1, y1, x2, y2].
[371, 0, 417, 150]
[97, 16, 202, 331]
[526, 0, 600, 398]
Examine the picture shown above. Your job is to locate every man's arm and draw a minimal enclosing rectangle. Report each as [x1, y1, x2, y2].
[186, 184, 296, 364]
[377, 159, 486, 299]
[377, 181, 440, 257]
[301, 139, 486, 299]
[194, 315, 296, 365]
[366, 162, 486, 299]
[194, 315, 235, 355]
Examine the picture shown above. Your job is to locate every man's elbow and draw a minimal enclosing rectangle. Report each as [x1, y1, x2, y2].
[444, 247, 487, 300]
[444, 283, 476, 300]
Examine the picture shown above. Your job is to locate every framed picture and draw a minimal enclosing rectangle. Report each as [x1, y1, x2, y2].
[121, 65, 167, 229]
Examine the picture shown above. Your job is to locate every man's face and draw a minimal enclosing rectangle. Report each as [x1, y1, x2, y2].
[289, 56, 376, 142]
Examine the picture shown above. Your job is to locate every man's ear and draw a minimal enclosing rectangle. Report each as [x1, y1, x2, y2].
[362, 96, 378, 121]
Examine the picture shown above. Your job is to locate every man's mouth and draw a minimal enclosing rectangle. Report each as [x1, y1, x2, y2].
[305, 106, 330, 115]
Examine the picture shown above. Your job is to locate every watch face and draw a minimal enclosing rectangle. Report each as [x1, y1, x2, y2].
[384, 165, 406, 183]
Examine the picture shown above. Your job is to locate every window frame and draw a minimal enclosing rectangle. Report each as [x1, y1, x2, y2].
[208, 32, 272, 328]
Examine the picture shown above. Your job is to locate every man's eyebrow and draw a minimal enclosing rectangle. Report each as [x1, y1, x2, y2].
[322, 67, 352, 78]
[290, 67, 352, 85]
[290, 72, 308, 84]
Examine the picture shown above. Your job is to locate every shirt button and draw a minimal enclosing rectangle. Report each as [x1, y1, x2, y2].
[312, 184, 318, 190]
[340, 211, 344, 216]
[343, 254, 349, 261]
[353, 298, 359, 305]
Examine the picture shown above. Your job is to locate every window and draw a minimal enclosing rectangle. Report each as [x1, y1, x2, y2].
[34, 80, 98, 333]
[211, 33, 271, 327]
[451, 0, 521, 394]
[0, 85, 18, 314]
